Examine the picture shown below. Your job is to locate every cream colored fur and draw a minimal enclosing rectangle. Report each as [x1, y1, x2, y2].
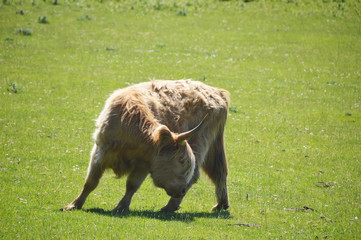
[63, 80, 230, 212]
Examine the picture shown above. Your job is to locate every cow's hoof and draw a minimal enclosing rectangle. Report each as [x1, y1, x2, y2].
[211, 203, 229, 211]
[61, 204, 78, 211]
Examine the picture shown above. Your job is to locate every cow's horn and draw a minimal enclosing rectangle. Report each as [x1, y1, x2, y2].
[176, 113, 208, 144]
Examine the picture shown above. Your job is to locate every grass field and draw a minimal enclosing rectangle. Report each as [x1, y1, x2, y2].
[1, 0, 360, 239]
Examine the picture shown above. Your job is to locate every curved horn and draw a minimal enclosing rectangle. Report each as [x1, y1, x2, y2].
[176, 113, 208, 144]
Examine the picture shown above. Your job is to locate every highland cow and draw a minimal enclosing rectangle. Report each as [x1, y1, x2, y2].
[62, 80, 229, 212]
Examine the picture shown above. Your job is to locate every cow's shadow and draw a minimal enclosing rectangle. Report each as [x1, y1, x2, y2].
[84, 208, 231, 222]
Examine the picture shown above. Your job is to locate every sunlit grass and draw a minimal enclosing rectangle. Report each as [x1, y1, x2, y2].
[0, 0, 360, 239]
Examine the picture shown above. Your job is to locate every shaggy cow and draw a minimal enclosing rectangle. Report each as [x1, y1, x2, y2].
[63, 80, 230, 212]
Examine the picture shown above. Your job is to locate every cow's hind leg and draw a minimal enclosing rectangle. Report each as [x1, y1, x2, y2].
[63, 145, 105, 211]
[113, 166, 148, 213]
[202, 133, 229, 211]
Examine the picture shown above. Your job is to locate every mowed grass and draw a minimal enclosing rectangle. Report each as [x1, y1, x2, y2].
[0, 0, 360, 239]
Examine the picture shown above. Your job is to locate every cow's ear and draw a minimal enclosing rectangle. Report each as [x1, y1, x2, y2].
[153, 125, 176, 151]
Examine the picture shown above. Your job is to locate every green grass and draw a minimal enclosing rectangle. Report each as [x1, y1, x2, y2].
[1, 0, 360, 239]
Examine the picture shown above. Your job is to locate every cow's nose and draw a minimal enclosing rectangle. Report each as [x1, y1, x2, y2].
[181, 188, 187, 195]
[166, 189, 182, 199]
[172, 193, 183, 199]
[172, 190, 186, 199]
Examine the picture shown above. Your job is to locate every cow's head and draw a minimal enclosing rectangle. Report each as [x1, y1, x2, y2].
[150, 115, 207, 198]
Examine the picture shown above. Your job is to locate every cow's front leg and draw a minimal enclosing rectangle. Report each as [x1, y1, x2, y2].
[113, 167, 148, 213]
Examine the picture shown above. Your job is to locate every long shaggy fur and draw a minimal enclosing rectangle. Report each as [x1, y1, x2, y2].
[63, 79, 230, 212]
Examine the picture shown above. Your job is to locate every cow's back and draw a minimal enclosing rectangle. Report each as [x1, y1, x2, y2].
[140, 80, 229, 165]
[94, 80, 229, 167]
[139, 80, 229, 134]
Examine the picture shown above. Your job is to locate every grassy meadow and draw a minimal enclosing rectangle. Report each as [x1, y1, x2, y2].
[1, 0, 360, 239]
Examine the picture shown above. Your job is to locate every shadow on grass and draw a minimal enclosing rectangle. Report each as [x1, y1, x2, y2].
[84, 208, 231, 222]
